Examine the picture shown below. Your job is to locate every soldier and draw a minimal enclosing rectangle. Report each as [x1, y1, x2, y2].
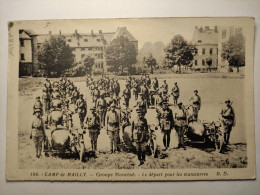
[76, 94, 87, 129]
[174, 101, 187, 149]
[161, 80, 168, 95]
[93, 84, 100, 104]
[72, 86, 79, 104]
[96, 92, 107, 128]
[44, 79, 53, 96]
[42, 89, 50, 115]
[50, 94, 63, 111]
[30, 108, 46, 158]
[123, 84, 131, 108]
[171, 82, 180, 106]
[105, 102, 120, 154]
[190, 90, 201, 121]
[33, 96, 43, 115]
[152, 77, 159, 90]
[131, 108, 149, 165]
[114, 80, 120, 97]
[220, 99, 236, 145]
[86, 107, 100, 152]
[157, 100, 174, 150]
[135, 93, 148, 114]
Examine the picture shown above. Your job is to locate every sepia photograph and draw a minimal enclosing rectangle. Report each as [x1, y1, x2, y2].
[6, 17, 255, 181]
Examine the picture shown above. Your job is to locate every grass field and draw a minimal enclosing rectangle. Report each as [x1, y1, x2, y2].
[18, 73, 247, 169]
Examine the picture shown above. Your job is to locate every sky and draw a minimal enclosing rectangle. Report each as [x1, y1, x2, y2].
[16, 17, 250, 48]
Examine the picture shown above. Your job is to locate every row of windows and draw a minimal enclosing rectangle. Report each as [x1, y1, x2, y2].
[72, 47, 103, 51]
[78, 61, 104, 69]
[67, 38, 101, 42]
[194, 48, 217, 55]
[81, 53, 103, 59]
[194, 59, 218, 66]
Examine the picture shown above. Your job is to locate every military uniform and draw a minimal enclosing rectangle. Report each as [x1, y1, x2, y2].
[105, 104, 120, 153]
[153, 78, 159, 90]
[157, 102, 174, 150]
[171, 83, 180, 106]
[135, 94, 147, 114]
[31, 109, 45, 158]
[33, 97, 43, 115]
[96, 96, 107, 128]
[174, 102, 187, 148]
[190, 90, 201, 121]
[161, 81, 168, 95]
[76, 96, 87, 129]
[123, 86, 131, 108]
[86, 108, 100, 151]
[220, 100, 236, 145]
[132, 109, 149, 165]
[42, 91, 50, 115]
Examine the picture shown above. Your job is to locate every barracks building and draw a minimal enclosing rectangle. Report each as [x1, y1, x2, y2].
[19, 27, 138, 76]
[191, 26, 244, 72]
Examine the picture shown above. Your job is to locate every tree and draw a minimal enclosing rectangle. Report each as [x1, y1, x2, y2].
[164, 34, 194, 73]
[205, 57, 213, 72]
[105, 36, 137, 73]
[221, 33, 245, 73]
[144, 54, 157, 74]
[83, 56, 95, 74]
[37, 35, 74, 77]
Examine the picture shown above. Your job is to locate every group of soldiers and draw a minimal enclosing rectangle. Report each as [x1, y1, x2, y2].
[30, 75, 236, 165]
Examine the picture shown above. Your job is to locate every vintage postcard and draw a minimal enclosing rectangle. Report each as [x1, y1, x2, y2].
[6, 17, 255, 181]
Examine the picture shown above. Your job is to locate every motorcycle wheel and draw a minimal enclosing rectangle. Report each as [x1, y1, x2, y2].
[214, 130, 224, 153]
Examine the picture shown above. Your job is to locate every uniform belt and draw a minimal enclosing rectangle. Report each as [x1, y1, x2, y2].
[176, 117, 186, 120]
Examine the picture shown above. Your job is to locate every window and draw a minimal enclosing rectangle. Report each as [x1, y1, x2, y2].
[68, 39, 71, 42]
[202, 48, 205, 55]
[101, 62, 103, 68]
[84, 39, 88, 42]
[222, 30, 226, 39]
[20, 39, 24, 47]
[198, 40, 202, 43]
[88, 48, 92, 51]
[195, 60, 198, 66]
[97, 39, 100, 42]
[81, 48, 85, 51]
[202, 59, 205, 66]
[235, 28, 242, 35]
[21, 53, 25, 60]
[81, 54, 85, 58]
[194, 48, 198, 54]
[210, 48, 213, 55]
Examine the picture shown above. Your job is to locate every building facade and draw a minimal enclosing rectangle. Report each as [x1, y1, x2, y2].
[19, 30, 33, 76]
[192, 25, 244, 72]
[19, 27, 138, 76]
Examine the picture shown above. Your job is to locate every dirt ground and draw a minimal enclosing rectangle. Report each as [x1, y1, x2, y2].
[18, 73, 247, 169]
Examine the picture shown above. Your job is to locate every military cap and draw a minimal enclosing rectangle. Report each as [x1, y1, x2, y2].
[34, 108, 42, 113]
[194, 89, 198, 92]
[110, 102, 116, 108]
[79, 94, 83, 97]
[36, 96, 40, 99]
[174, 82, 177, 84]
[136, 108, 142, 113]
[177, 100, 183, 105]
[164, 80, 166, 82]
[225, 99, 231, 103]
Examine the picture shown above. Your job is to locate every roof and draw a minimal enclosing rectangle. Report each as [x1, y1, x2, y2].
[19, 30, 31, 39]
[192, 28, 218, 45]
[113, 27, 137, 42]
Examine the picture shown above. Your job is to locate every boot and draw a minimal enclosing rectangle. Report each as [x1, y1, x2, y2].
[167, 134, 170, 148]
[163, 138, 167, 150]
[226, 134, 230, 145]
[142, 152, 146, 162]
[94, 141, 97, 151]
[109, 142, 113, 154]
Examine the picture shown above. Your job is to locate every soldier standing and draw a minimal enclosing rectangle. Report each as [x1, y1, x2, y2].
[157, 101, 174, 150]
[33, 96, 43, 116]
[174, 101, 187, 149]
[171, 82, 180, 106]
[135, 93, 148, 114]
[30, 108, 46, 158]
[152, 77, 159, 90]
[105, 103, 120, 154]
[96, 92, 107, 128]
[131, 108, 149, 165]
[123, 84, 131, 108]
[76, 94, 87, 129]
[190, 90, 201, 121]
[42, 89, 50, 115]
[220, 99, 236, 145]
[86, 107, 100, 152]
[161, 80, 168, 95]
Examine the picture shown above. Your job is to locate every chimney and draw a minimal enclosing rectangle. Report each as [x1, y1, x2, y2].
[49, 31, 52, 35]
[59, 30, 61, 35]
[91, 30, 94, 36]
[99, 30, 102, 34]
[214, 26, 218, 33]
